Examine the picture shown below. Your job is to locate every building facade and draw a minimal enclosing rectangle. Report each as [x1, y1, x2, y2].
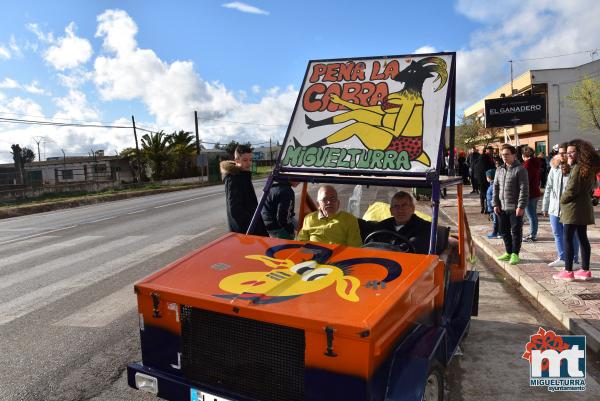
[464, 59, 600, 154]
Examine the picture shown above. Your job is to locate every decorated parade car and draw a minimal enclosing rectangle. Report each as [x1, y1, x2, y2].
[127, 52, 479, 401]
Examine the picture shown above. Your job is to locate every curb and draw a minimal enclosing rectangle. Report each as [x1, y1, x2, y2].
[0, 184, 208, 220]
[440, 206, 600, 353]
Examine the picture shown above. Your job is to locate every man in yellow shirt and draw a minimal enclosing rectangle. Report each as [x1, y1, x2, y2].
[296, 185, 362, 247]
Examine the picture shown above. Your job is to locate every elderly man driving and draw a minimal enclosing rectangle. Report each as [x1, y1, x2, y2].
[374, 191, 432, 254]
[296, 185, 362, 247]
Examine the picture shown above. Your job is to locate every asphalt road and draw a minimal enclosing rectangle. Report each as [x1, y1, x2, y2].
[1, 182, 598, 401]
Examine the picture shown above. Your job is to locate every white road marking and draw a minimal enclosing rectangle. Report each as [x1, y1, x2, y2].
[54, 284, 137, 328]
[126, 209, 146, 215]
[0, 236, 143, 289]
[0, 225, 78, 246]
[153, 193, 221, 209]
[86, 216, 116, 223]
[0, 236, 102, 270]
[0, 227, 217, 325]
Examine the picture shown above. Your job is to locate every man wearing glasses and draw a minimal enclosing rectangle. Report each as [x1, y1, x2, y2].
[297, 185, 362, 247]
[493, 143, 529, 265]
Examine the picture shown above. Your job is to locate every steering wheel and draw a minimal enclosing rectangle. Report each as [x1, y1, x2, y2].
[363, 230, 416, 253]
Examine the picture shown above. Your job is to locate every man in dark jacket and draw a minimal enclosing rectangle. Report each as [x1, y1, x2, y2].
[493, 143, 529, 265]
[466, 148, 481, 193]
[375, 191, 432, 254]
[261, 180, 299, 239]
[220, 145, 267, 236]
[474, 146, 495, 213]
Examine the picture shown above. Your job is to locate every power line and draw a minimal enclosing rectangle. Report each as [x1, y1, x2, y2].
[0, 116, 156, 133]
[512, 48, 599, 63]
[195, 115, 287, 127]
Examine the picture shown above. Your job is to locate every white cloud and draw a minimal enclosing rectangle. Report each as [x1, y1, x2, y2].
[9, 35, 22, 58]
[44, 22, 93, 70]
[455, 0, 600, 109]
[0, 78, 19, 89]
[415, 46, 437, 54]
[57, 68, 93, 89]
[0, 45, 10, 59]
[96, 9, 138, 55]
[0, 78, 49, 95]
[26, 23, 54, 43]
[222, 2, 270, 15]
[251, 85, 261, 94]
[53, 90, 99, 121]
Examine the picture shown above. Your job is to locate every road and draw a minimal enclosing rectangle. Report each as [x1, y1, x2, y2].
[0, 182, 598, 401]
[0, 184, 235, 401]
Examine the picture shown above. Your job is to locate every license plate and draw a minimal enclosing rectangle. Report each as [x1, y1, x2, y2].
[190, 388, 232, 401]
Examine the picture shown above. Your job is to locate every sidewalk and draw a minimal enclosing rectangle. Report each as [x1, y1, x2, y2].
[439, 187, 600, 353]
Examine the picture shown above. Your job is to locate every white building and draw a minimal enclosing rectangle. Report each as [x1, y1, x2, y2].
[464, 59, 600, 154]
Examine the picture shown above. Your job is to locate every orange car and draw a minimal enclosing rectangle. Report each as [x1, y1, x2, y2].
[127, 52, 479, 401]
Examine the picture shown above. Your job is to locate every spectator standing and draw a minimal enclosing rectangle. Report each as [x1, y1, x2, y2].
[538, 152, 549, 188]
[474, 146, 495, 214]
[458, 151, 469, 184]
[261, 180, 299, 239]
[485, 169, 500, 238]
[467, 148, 481, 194]
[493, 143, 529, 265]
[553, 139, 600, 281]
[522, 146, 542, 242]
[220, 145, 268, 236]
[542, 143, 580, 267]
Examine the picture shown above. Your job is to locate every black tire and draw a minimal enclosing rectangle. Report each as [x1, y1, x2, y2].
[422, 362, 444, 401]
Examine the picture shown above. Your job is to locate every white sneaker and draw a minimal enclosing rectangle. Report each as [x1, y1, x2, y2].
[548, 259, 565, 267]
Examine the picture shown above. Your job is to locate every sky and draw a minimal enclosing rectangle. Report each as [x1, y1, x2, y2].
[0, 0, 599, 163]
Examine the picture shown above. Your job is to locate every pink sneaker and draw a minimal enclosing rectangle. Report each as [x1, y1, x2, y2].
[553, 270, 574, 281]
[574, 270, 592, 281]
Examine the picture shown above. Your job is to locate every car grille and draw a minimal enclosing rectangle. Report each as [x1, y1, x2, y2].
[181, 306, 305, 401]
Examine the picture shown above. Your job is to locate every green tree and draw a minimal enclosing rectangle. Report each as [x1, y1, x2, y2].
[168, 130, 197, 178]
[120, 147, 146, 181]
[223, 140, 252, 157]
[141, 130, 171, 180]
[567, 75, 600, 133]
[457, 114, 504, 149]
[21, 147, 36, 163]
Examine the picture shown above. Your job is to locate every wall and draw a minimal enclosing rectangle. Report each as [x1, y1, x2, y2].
[532, 59, 600, 148]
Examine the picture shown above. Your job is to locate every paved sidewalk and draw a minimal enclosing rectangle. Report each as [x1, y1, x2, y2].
[439, 187, 600, 353]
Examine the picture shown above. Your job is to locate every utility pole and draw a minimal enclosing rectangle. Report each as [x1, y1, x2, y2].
[131, 116, 142, 183]
[194, 111, 203, 180]
[509, 60, 519, 146]
[32, 136, 44, 162]
[269, 138, 273, 167]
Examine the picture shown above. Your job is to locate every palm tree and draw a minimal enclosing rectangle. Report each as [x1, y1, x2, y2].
[141, 131, 171, 180]
[168, 130, 197, 178]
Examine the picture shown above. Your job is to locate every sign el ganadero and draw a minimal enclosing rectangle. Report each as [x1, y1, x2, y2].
[484, 94, 546, 127]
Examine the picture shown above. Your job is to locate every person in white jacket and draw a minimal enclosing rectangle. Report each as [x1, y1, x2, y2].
[541, 143, 580, 267]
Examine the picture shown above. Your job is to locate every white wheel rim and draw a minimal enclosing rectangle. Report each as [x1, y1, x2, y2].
[423, 373, 440, 401]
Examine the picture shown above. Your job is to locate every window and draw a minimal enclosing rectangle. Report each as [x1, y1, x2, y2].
[93, 164, 107, 174]
[61, 170, 74, 180]
[535, 141, 546, 156]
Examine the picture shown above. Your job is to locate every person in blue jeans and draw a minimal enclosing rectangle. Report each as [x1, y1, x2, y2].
[522, 146, 541, 241]
[541, 143, 579, 267]
[485, 169, 500, 238]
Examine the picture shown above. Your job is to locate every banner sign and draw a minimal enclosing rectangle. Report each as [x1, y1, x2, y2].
[485, 94, 546, 127]
[278, 53, 454, 175]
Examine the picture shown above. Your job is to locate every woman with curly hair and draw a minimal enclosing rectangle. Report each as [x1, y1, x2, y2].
[553, 139, 600, 281]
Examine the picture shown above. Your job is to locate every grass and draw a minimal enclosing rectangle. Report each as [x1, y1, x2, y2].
[0, 182, 204, 208]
